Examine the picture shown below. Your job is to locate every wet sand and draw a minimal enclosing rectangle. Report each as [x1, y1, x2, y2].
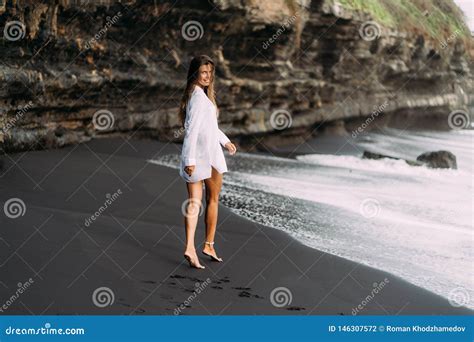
[0, 137, 471, 315]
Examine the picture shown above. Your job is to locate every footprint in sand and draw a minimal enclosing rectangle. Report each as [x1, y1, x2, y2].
[238, 290, 264, 299]
[170, 274, 203, 283]
[117, 301, 147, 314]
[286, 306, 306, 311]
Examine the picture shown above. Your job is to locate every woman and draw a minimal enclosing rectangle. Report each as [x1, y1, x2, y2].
[178, 55, 237, 269]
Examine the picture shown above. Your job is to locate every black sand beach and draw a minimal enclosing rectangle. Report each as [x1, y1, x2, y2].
[0, 137, 471, 315]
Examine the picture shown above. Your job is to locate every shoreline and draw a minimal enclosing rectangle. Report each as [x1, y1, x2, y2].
[0, 136, 472, 315]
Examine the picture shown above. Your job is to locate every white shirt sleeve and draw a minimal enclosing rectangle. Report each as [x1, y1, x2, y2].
[217, 127, 230, 147]
[182, 94, 206, 166]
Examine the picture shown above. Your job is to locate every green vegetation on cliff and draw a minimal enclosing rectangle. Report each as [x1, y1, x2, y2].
[332, 0, 471, 44]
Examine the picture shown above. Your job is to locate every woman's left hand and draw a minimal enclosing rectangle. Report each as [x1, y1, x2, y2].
[225, 142, 237, 155]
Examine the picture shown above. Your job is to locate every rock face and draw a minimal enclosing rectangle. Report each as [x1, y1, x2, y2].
[0, 0, 473, 153]
[416, 150, 458, 169]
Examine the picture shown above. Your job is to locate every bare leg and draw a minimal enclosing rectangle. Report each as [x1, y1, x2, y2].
[203, 166, 223, 261]
[184, 180, 205, 269]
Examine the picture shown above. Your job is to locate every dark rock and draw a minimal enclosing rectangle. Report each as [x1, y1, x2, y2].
[363, 151, 399, 160]
[363, 150, 424, 167]
[416, 150, 457, 169]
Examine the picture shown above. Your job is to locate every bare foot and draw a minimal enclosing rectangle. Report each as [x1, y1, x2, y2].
[202, 243, 223, 262]
[184, 249, 205, 269]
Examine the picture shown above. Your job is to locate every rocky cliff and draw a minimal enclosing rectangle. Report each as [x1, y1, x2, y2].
[0, 0, 472, 153]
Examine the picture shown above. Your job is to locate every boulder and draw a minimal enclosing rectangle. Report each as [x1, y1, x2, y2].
[416, 150, 457, 169]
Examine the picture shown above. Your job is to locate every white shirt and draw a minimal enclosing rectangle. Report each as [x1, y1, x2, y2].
[179, 85, 231, 183]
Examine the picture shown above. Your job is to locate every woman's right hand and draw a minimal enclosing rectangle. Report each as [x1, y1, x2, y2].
[224, 141, 237, 155]
[184, 165, 195, 177]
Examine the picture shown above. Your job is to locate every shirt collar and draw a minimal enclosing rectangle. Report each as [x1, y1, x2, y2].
[194, 85, 205, 94]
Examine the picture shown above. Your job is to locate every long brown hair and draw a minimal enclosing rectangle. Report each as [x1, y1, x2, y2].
[178, 55, 219, 127]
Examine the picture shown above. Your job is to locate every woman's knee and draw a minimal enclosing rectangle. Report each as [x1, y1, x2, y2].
[205, 193, 219, 204]
[187, 181, 203, 197]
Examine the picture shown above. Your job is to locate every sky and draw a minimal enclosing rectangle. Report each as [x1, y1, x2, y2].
[454, 0, 473, 33]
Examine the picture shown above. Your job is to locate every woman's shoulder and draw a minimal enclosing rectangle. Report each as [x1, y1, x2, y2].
[189, 86, 209, 105]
